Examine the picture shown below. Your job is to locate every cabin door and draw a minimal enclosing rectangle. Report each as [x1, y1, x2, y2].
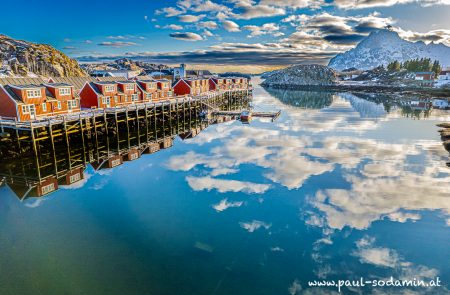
[29, 105, 36, 119]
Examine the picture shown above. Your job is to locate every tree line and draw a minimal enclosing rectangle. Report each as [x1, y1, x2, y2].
[386, 58, 442, 76]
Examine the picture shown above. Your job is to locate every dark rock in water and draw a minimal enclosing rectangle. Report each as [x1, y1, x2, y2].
[443, 139, 450, 152]
[440, 130, 450, 139]
[261, 64, 337, 88]
[437, 123, 450, 128]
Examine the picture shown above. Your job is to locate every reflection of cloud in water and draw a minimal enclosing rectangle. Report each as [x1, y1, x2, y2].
[353, 236, 440, 282]
[24, 198, 46, 208]
[239, 220, 271, 233]
[310, 154, 450, 230]
[167, 83, 450, 230]
[186, 176, 270, 194]
[264, 152, 333, 189]
[89, 178, 110, 191]
[60, 172, 93, 190]
[212, 198, 243, 212]
[353, 236, 399, 268]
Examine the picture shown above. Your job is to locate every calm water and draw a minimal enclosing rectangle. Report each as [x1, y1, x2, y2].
[1, 79, 449, 295]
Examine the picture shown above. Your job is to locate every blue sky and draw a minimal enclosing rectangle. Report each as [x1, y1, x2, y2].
[1, 0, 450, 71]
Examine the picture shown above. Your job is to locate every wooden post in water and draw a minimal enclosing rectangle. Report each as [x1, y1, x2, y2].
[63, 116, 72, 170]
[48, 118, 58, 175]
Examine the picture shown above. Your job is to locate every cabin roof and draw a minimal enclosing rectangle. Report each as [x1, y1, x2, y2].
[96, 76, 128, 82]
[135, 83, 148, 94]
[116, 81, 136, 84]
[49, 77, 96, 91]
[0, 77, 46, 86]
[9, 84, 44, 89]
[44, 82, 73, 88]
[94, 81, 118, 85]
[2, 84, 60, 103]
[137, 79, 157, 83]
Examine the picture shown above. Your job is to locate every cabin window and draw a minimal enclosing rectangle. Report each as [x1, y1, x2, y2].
[146, 93, 152, 99]
[69, 173, 81, 184]
[42, 103, 47, 112]
[114, 96, 118, 103]
[41, 183, 55, 195]
[26, 89, 42, 98]
[21, 104, 35, 114]
[131, 94, 139, 102]
[104, 85, 115, 92]
[59, 88, 71, 96]
[102, 97, 111, 106]
[125, 84, 135, 91]
[57, 101, 62, 110]
[111, 159, 121, 167]
[68, 100, 77, 110]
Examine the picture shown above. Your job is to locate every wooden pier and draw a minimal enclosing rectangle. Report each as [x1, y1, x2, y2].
[212, 110, 281, 121]
[0, 90, 251, 200]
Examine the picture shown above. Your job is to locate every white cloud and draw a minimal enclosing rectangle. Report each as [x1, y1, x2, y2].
[164, 24, 184, 30]
[198, 21, 218, 30]
[156, 6, 185, 17]
[98, 41, 139, 48]
[178, 14, 205, 23]
[222, 20, 241, 32]
[230, 0, 286, 19]
[334, 0, 450, 9]
[243, 23, 284, 38]
[169, 32, 204, 41]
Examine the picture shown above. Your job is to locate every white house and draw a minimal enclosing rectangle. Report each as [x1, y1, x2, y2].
[432, 99, 450, 109]
[439, 70, 450, 80]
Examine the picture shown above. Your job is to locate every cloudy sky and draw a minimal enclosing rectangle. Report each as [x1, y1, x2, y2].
[1, 0, 450, 72]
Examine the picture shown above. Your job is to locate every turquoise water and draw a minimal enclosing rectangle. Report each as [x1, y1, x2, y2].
[1, 79, 449, 294]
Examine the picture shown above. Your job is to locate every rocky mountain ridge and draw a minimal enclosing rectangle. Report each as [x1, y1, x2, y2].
[0, 34, 86, 77]
[261, 64, 337, 88]
[80, 58, 169, 75]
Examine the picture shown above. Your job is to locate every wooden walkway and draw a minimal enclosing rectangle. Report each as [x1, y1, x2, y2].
[212, 110, 281, 121]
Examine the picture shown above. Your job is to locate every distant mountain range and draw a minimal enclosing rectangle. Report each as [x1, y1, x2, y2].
[81, 58, 170, 76]
[0, 34, 87, 77]
[328, 30, 450, 71]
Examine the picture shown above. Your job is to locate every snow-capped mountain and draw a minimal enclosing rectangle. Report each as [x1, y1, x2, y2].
[328, 30, 450, 71]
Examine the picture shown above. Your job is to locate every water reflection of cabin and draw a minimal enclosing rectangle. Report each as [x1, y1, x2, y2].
[4, 166, 85, 200]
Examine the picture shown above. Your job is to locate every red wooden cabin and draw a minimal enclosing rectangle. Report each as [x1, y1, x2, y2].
[155, 79, 173, 100]
[0, 78, 81, 121]
[209, 77, 225, 91]
[135, 78, 158, 102]
[80, 81, 139, 109]
[173, 78, 210, 96]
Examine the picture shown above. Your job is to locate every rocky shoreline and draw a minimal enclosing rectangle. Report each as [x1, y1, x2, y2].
[438, 123, 450, 154]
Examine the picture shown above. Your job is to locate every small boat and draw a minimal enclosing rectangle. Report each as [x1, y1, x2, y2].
[240, 111, 252, 123]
